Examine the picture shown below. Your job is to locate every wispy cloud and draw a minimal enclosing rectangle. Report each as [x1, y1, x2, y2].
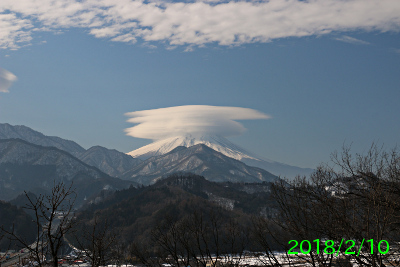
[335, 35, 370, 45]
[125, 105, 271, 140]
[0, 68, 17, 93]
[1, 0, 400, 49]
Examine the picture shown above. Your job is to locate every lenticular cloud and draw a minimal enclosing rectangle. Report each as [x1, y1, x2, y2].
[125, 105, 271, 140]
[0, 68, 17, 93]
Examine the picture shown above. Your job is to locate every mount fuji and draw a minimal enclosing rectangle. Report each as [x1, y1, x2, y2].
[127, 134, 314, 179]
[127, 134, 259, 161]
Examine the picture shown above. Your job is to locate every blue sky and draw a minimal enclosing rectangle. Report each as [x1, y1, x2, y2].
[0, 0, 400, 169]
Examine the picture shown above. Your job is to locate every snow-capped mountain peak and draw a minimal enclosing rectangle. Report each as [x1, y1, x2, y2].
[127, 134, 263, 161]
[127, 134, 314, 180]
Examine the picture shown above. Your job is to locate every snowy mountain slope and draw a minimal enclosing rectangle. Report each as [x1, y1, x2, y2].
[0, 138, 102, 180]
[127, 134, 313, 179]
[0, 123, 140, 178]
[0, 123, 85, 156]
[78, 146, 142, 178]
[127, 134, 262, 161]
[0, 138, 134, 203]
[123, 144, 279, 185]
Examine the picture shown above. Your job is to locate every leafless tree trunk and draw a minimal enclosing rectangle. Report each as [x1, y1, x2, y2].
[131, 207, 248, 267]
[111, 242, 126, 267]
[0, 232, 10, 265]
[73, 217, 116, 267]
[1, 181, 76, 267]
[252, 144, 400, 267]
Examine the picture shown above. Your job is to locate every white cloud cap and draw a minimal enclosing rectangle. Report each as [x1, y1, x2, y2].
[0, 68, 17, 93]
[125, 105, 271, 140]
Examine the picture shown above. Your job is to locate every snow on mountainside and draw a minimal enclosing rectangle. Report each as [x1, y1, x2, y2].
[0, 123, 140, 178]
[0, 138, 134, 203]
[127, 134, 314, 179]
[0, 123, 85, 156]
[123, 144, 279, 185]
[79, 146, 141, 178]
[0, 123, 313, 180]
[0, 139, 105, 181]
[127, 134, 263, 161]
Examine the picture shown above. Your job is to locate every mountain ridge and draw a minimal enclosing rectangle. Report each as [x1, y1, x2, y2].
[122, 143, 279, 185]
[0, 123, 313, 181]
[78, 145, 142, 178]
[72, 173, 276, 247]
[0, 138, 103, 178]
[127, 134, 261, 161]
[0, 138, 134, 204]
[0, 123, 141, 178]
[0, 123, 85, 156]
[127, 134, 314, 179]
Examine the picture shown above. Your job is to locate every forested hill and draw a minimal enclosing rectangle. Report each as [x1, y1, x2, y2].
[0, 201, 37, 251]
[71, 173, 277, 246]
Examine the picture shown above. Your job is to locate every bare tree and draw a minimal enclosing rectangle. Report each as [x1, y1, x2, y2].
[251, 178, 340, 267]
[0, 232, 10, 265]
[131, 207, 248, 267]
[252, 144, 400, 267]
[1, 181, 76, 267]
[110, 242, 126, 267]
[73, 217, 116, 267]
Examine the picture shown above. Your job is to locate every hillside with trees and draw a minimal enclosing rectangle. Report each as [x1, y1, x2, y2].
[71, 145, 400, 267]
[0, 201, 37, 250]
[4, 145, 400, 267]
[71, 173, 277, 248]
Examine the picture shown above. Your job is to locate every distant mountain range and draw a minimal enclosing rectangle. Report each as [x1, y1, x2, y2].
[0, 138, 134, 205]
[0, 123, 85, 156]
[0, 123, 141, 178]
[0, 123, 313, 192]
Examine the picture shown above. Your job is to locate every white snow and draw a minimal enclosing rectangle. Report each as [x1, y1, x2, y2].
[126, 134, 314, 180]
[127, 134, 270, 162]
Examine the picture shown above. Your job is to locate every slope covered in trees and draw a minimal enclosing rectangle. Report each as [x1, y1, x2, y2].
[71, 173, 277, 248]
[0, 201, 37, 250]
